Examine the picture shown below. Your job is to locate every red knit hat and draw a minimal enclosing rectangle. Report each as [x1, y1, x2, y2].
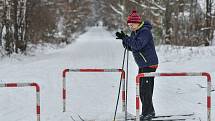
[127, 9, 142, 24]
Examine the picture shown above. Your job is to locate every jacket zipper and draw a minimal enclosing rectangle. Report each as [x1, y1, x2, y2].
[134, 27, 147, 63]
[139, 52, 147, 62]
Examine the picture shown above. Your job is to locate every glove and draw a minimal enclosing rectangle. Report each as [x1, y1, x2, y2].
[122, 41, 132, 51]
[115, 31, 127, 39]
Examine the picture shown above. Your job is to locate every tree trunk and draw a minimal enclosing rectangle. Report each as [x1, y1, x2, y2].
[205, 0, 212, 46]
[13, 0, 19, 53]
[164, 0, 172, 44]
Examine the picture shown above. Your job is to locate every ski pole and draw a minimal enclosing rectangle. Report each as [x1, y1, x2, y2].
[125, 47, 129, 121]
[113, 48, 127, 121]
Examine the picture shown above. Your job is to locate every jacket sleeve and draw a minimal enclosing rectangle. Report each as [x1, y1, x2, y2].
[122, 41, 132, 51]
[122, 29, 152, 51]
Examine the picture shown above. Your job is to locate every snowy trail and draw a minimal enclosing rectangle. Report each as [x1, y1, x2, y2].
[0, 26, 126, 121]
[0, 26, 214, 121]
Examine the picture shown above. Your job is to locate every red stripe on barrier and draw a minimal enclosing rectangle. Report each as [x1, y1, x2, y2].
[79, 69, 105, 72]
[122, 91, 125, 100]
[118, 69, 123, 72]
[136, 97, 140, 110]
[207, 96, 211, 108]
[121, 71, 125, 79]
[63, 89, 66, 99]
[160, 73, 187, 76]
[31, 83, 40, 92]
[136, 75, 141, 84]
[6, 83, 17, 87]
[63, 69, 69, 77]
[37, 105, 40, 114]
[202, 72, 211, 82]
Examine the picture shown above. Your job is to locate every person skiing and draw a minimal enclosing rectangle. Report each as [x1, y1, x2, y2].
[115, 9, 159, 121]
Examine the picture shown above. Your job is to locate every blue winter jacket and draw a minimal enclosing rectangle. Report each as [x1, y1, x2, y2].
[122, 21, 158, 68]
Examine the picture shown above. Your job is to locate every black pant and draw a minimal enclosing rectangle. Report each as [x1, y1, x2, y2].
[139, 67, 157, 116]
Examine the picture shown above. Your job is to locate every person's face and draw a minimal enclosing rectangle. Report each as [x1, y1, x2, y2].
[128, 23, 140, 31]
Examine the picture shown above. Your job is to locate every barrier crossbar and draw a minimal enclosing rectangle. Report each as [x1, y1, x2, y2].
[62, 68, 126, 112]
[0, 82, 40, 121]
[135, 72, 212, 121]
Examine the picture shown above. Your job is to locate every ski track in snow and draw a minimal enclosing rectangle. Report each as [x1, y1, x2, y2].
[0, 26, 215, 121]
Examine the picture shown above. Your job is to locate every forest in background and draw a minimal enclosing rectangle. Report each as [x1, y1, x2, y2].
[0, 0, 214, 55]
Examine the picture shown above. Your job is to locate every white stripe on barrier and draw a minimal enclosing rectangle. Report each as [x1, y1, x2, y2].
[0, 84, 6, 87]
[69, 69, 81, 72]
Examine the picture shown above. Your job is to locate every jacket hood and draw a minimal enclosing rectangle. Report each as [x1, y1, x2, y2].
[143, 20, 152, 30]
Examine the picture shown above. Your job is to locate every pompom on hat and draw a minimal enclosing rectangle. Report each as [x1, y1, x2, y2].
[127, 9, 142, 24]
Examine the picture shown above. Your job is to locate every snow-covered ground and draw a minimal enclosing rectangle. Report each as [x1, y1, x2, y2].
[0, 26, 214, 121]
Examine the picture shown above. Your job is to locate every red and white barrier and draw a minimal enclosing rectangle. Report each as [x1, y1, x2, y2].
[0, 82, 40, 121]
[135, 72, 212, 121]
[62, 68, 126, 112]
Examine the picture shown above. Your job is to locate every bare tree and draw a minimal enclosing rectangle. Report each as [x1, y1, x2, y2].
[205, 0, 213, 45]
[60, 0, 92, 43]
[164, 0, 172, 44]
[0, 0, 28, 54]
[25, 0, 57, 44]
[2, 0, 14, 54]
[13, 0, 27, 53]
[115, 0, 213, 46]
